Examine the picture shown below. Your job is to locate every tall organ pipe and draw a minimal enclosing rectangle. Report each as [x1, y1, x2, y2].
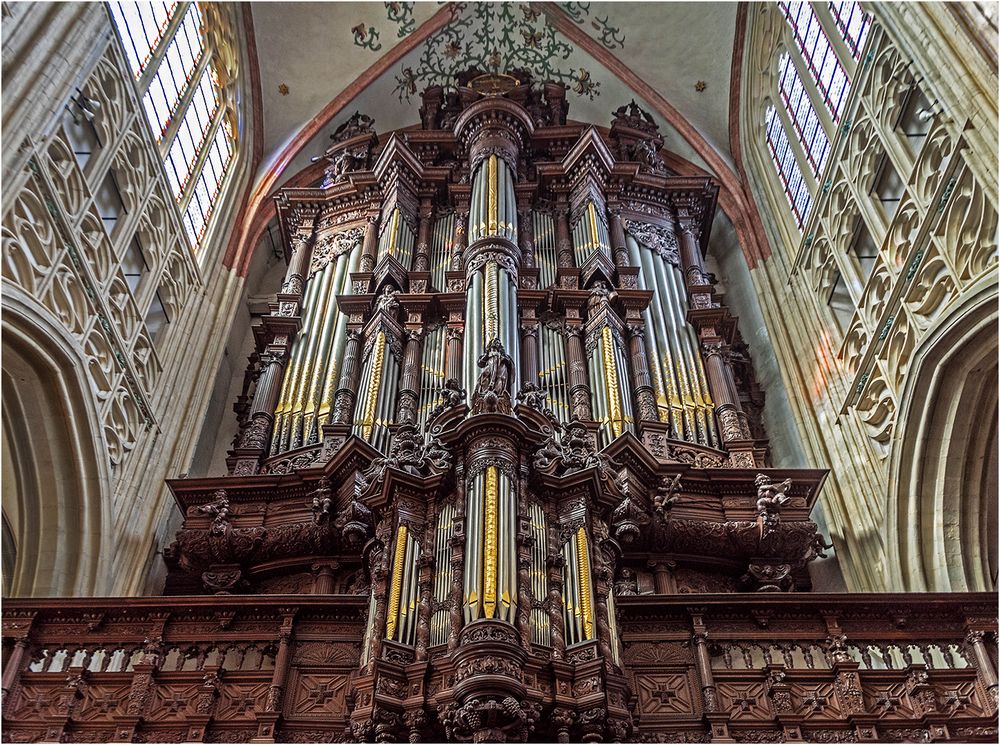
[318, 244, 362, 429]
[626, 231, 717, 447]
[272, 274, 323, 453]
[533, 211, 558, 288]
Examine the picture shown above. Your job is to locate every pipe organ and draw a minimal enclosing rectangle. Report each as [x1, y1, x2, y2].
[168, 72, 831, 744]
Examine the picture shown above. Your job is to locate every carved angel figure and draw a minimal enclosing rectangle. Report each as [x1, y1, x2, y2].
[429, 377, 466, 419]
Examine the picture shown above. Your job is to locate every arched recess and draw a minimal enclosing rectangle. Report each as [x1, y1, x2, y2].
[1, 291, 112, 597]
[886, 276, 999, 592]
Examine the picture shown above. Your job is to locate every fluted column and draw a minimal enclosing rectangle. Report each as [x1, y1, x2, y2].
[608, 204, 629, 268]
[445, 326, 463, 382]
[521, 325, 539, 386]
[260, 610, 296, 733]
[332, 330, 363, 424]
[359, 210, 380, 272]
[626, 323, 658, 422]
[565, 325, 593, 420]
[702, 342, 750, 445]
[554, 196, 574, 268]
[395, 329, 424, 424]
[414, 198, 433, 272]
[237, 351, 285, 455]
[966, 629, 999, 704]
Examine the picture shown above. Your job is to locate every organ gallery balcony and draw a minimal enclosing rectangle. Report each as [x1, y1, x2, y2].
[2, 593, 995, 743]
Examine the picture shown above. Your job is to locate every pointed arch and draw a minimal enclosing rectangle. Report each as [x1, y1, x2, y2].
[2, 290, 113, 596]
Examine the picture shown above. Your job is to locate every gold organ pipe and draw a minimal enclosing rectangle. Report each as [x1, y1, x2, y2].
[483, 466, 499, 619]
[577, 527, 595, 640]
[602, 326, 624, 439]
[487, 154, 498, 235]
[484, 260, 499, 345]
[360, 331, 386, 441]
[387, 208, 400, 257]
[386, 525, 408, 640]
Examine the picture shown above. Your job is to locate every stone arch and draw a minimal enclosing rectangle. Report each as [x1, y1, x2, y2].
[886, 275, 998, 591]
[1, 291, 112, 596]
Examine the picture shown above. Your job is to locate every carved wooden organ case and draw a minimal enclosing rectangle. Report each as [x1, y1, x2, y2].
[164, 73, 830, 743]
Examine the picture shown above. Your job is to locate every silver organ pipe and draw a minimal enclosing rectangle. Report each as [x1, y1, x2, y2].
[378, 207, 416, 270]
[431, 503, 456, 647]
[533, 210, 558, 288]
[417, 322, 447, 428]
[352, 329, 400, 453]
[539, 322, 571, 423]
[528, 502, 550, 646]
[430, 211, 455, 290]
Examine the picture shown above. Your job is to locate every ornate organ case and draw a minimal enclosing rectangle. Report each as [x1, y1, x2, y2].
[163, 72, 831, 743]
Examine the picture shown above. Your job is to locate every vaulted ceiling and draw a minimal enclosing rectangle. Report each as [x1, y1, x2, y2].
[248, 1, 740, 188]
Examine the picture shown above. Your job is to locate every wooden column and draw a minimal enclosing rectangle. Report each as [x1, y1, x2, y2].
[608, 203, 629, 268]
[359, 210, 380, 272]
[413, 198, 433, 272]
[554, 196, 574, 268]
[331, 330, 363, 425]
[626, 323, 658, 422]
[257, 609, 297, 743]
[564, 325, 593, 420]
[395, 329, 424, 425]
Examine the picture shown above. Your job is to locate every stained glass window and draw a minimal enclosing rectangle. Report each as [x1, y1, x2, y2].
[108, 1, 177, 79]
[765, 105, 812, 228]
[108, 1, 237, 249]
[778, 52, 831, 176]
[778, 1, 851, 121]
[828, 1, 872, 59]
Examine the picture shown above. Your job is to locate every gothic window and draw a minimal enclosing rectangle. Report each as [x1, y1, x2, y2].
[777, 52, 831, 176]
[108, 1, 176, 78]
[778, 1, 851, 121]
[765, 105, 812, 227]
[828, 1, 872, 59]
[108, 1, 237, 248]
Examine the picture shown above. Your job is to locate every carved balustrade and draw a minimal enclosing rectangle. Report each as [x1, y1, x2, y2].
[2, 594, 995, 743]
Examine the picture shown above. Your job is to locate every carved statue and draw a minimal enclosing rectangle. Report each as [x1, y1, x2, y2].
[755, 473, 792, 538]
[196, 490, 232, 536]
[612, 99, 657, 132]
[614, 567, 638, 596]
[310, 478, 333, 524]
[587, 280, 618, 316]
[331, 110, 375, 142]
[471, 338, 515, 415]
[373, 285, 400, 316]
[336, 494, 374, 548]
[653, 473, 683, 518]
[429, 377, 466, 419]
[633, 137, 667, 174]
[611, 495, 649, 545]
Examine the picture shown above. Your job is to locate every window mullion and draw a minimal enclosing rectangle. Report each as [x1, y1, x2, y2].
[178, 104, 226, 212]
[772, 97, 821, 195]
[811, 2, 859, 74]
[784, 35, 838, 138]
[136, 0, 192, 94]
[159, 51, 213, 157]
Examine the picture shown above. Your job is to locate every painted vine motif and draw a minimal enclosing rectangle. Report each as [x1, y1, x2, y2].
[352, 2, 615, 103]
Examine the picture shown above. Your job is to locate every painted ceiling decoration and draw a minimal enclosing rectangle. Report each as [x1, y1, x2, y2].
[351, 2, 625, 103]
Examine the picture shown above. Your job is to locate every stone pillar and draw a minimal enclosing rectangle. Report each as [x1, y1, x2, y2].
[626, 323, 658, 422]
[414, 198, 433, 272]
[395, 329, 424, 424]
[359, 210, 380, 272]
[332, 330, 363, 425]
[564, 325, 593, 420]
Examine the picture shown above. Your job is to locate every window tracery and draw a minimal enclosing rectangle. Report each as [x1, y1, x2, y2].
[108, 1, 236, 247]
